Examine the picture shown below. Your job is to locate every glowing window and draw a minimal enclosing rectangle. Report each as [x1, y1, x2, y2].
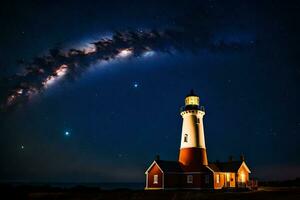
[226, 173, 230, 182]
[216, 174, 220, 183]
[240, 173, 245, 183]
[153, 175, 158, 184]
[184, 134, 188, 142]
[187, 175, 193, 183]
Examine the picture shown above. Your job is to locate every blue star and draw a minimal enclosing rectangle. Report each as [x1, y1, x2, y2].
[65, 131, 70, 136]
[133, 82, 139, 88]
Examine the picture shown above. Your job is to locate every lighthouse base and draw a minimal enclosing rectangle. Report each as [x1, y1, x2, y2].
[179, 147, 208, 169]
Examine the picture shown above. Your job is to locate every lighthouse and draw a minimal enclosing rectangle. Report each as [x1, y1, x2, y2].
[178, 90, 208, 167]
[145, 90, 253, 190]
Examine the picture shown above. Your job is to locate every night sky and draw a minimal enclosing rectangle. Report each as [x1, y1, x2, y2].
[0, 0, 299, 183]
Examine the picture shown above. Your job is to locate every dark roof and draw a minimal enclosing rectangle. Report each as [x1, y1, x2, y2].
[208, 161, 243, 172]
[151, 160, 212, 173]
[155, 160, 183, 172]
[181, 164, 212, 172]
[207, 163, 220, 172]
[186, 89, 198, 97]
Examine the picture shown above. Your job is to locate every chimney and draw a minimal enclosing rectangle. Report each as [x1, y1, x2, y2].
[155, 155, 160, 161]
[240, 154, 245, 161]
[228, 155, 233, 162]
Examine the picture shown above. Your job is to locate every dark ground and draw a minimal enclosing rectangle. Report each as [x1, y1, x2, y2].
[1, 185, 300, 200]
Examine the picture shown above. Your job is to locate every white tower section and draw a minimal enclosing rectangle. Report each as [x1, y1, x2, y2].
[180, 108, 206, 149]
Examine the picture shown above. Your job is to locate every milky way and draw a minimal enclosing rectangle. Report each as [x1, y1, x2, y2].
[0, 12, 256, 110]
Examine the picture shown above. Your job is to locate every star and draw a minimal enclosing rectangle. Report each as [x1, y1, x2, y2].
[133, 82, 139, 88]
[65, 131, 70, 136]
[21, 145, 25, 150]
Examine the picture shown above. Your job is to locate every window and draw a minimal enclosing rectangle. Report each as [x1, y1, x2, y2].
[205, 175, 210, 184]
[187, 175, 193, 183]
[184, 134, 188, 142]
[216, 174, 220, 183]
[226, 173, 230, 182]
[153, 175, 158, 184]
[240, 173, 245, 183]
[197, 118, 200, 123]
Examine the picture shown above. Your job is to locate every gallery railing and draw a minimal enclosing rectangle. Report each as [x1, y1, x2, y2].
[180, 106, 205, 112]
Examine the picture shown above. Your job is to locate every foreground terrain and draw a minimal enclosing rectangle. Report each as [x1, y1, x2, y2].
[1, 185, 300, 200]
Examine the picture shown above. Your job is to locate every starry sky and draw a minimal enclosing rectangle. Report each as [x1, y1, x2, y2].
[0, 0, 299, 183]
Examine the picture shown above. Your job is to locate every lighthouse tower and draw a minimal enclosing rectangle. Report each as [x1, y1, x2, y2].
[178, 90, 208, 167]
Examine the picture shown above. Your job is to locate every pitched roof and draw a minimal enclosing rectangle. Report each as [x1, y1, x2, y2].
[181, 163, 212, 172]
[146, 160, 213, 173]
[207, 163, 220, 172]
[155, 160, 183, 172]
[147, 159, 249, 174]
[208, 161, 244, 172]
